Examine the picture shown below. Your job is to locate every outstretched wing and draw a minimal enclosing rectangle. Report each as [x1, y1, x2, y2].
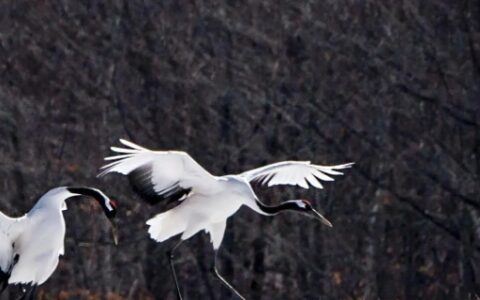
[98, 139, 219, 204]
[239, 161, 354, 189]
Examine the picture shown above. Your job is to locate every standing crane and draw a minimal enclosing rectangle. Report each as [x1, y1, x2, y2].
[99, 139, 353, 299]
[0, 186, 118, 299]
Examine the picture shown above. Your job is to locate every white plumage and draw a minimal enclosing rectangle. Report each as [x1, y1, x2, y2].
[240, 160, 354, 188]
[100, 139, 353, 299]
[0, 186, 117, 298]
[0, 188, 72, 286]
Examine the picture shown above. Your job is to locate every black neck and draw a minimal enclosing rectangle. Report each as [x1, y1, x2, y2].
[67, 186, 115, 218]
[255, 199, 302, 215]
[67, 186, 102, 199]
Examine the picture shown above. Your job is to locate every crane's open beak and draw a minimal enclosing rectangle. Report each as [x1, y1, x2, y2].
[109, 220, 119, 245]
[311, 208, 333, 227]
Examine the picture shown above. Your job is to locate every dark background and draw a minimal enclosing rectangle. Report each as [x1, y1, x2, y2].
[0, 1, 479, 299]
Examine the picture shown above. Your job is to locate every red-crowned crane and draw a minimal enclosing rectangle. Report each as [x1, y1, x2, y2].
[0, 186, 118, 299]
[99, 139, 352, 299]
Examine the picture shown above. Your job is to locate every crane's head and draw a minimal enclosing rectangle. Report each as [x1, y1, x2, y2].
[67, 187, 119, 245]
[289, 199, 333, 227]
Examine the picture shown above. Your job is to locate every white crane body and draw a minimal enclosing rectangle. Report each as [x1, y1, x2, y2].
[0, 188, 73, 285]
[147, 175, 258, 248]
[0, 186, 117, 299]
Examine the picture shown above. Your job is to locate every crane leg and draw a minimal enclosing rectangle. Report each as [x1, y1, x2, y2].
[17, 284, 36, 300]
[25, 285, 36, 300]
[167, 240, 184, 300]
[212, 251, 246, 300]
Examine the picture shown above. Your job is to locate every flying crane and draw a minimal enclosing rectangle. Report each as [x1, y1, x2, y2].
[99, 139, 352, 299]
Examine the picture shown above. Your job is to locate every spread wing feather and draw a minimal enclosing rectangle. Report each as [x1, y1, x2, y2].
[240, 161, 354, 189]
[98, 139, 218, 204]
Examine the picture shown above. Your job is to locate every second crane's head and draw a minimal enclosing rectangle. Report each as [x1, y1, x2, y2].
[67, 186, 119, 244]
[288, 199, 333, 227]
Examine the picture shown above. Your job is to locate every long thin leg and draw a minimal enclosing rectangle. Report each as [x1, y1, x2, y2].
[18, 284, 35, 300]
[212, 251, 246, 300]
[31, 285, 37, 300]
[26, 285, 36, 300]
[167, 240, 184, 300]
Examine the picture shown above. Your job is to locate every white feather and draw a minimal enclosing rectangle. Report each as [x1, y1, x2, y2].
[146, 211, 187, 242]
[240, 161, 354, 189]
[104, 154, 134, 161]
[205, 221, 226, 250]
[99, 141, 219, 195]
[306, 173, 323, 189]
[0, 212, 26, 273]
[119, 139, 149, 150]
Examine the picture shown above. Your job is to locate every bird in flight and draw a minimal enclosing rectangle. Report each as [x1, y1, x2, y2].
[0, 186, 118, 299]
[99, 139, 353, 299]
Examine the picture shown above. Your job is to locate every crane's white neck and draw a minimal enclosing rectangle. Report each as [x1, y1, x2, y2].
[31, 187, 78, 211]
[31, 186, 116, 219]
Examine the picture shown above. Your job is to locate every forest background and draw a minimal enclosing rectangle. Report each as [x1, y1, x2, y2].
[0, 1, 479, 299]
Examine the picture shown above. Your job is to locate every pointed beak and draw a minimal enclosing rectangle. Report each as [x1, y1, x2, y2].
[109, 220, 119, 245]
[311, 208, 333, 227]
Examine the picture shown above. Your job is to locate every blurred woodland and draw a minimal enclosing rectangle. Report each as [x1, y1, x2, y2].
[0, 0, 479, 299]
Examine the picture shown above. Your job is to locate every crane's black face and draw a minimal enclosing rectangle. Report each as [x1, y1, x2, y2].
[292, 199, 333, 227]
[97, 195, 117, 219]
[67, 187, 119, 244]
